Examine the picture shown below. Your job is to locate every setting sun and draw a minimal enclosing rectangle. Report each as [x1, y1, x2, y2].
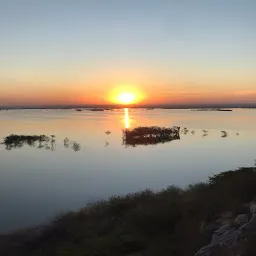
[107, 85, 145, 105]
[117, 92, 136, 104]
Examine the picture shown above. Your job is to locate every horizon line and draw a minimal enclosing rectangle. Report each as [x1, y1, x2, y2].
[1, 103, 256, 110]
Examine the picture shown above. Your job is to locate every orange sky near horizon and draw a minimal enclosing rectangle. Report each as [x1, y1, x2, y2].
[1, 81, 256, 106]
[1, 1, 256, 107]
[1, 63, 255, 106]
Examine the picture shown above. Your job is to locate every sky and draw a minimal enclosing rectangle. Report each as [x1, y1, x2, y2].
[1, 0, 256, 106]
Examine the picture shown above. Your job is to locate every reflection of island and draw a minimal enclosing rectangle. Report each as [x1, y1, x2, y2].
[123, 126, 180, 147]
[192, 108, 233, 112]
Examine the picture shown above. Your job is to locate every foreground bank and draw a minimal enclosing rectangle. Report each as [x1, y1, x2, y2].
[1, 167, 256, 256]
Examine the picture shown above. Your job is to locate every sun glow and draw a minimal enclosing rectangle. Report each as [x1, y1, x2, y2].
[108, 85, 145, 105]
[117, 92, 136, 104]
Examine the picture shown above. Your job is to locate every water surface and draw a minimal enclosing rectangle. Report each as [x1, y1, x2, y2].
[1, 108, 256, 233]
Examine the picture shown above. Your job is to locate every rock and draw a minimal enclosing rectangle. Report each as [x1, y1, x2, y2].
[216, 228, 239, 247]
[201, 222, 219, 234]
[194, 244, 219, 256]
[195, 214, 256, 255]
[235, 214, 248, 226]
[211, 224, 235, 245]
[250, 202, 256, 214]
[250, 214, 256, 222]
[195, 209, 256, 255]
[213, 224, 231, 236]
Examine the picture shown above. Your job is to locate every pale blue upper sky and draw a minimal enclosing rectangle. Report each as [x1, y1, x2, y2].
[1, 0, 256, 105]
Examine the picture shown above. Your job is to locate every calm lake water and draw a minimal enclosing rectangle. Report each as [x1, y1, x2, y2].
[1, 108, 256, 233]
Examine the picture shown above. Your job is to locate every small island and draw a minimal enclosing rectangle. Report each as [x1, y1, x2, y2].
[123, 126, 180, 146]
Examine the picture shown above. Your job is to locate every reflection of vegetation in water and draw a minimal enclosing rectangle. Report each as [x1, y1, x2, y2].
[202, 130, 209, 137]
[63, 138, 81, 152]
[123, 126, 180, 147]
[221, 130, 228, 138]
[1, 135, 81, 152]
[2, 135, 55, 151]
[105, 141, 110, 147]
[181, 127, 189, 135]
[64, 138, 70, 148]
[72, 142, 81, 152]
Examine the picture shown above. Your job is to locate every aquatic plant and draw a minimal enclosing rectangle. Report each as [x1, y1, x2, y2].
[72, 142, 81, 152]
[182, 127, 189, 134]
[202, 130, 209, 137]
[221, 130, 228, 138]
[105, 130, 111, 135]
[63, 138, 81, 152]
[123, 126, 180, 146]
[64, 138, 70, 148]
[2, 135, 54, 150]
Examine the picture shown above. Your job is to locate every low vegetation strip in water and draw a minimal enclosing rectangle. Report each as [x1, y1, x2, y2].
[1, 134, 81, 152]
[123, 126, 180, 146]
[3, 135, 52, 146]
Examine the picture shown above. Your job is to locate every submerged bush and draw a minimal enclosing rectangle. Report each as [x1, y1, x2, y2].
[123, 126, 180, 146]
[2, 135, 53, 150]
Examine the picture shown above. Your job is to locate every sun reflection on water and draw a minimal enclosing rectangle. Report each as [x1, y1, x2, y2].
[124, 108, 130, 128]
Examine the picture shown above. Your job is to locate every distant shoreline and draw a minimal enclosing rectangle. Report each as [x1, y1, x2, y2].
[1, 106, 256, 111]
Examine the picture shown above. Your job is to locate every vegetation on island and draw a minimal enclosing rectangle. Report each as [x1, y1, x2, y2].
[123, 126, 180, 146]
[1, 166, 256, 255]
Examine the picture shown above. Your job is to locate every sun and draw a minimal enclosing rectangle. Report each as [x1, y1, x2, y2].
[107, 85, 144, 105]
[117, 92, 136, 104]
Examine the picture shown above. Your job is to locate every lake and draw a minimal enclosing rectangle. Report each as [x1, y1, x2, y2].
[1, 108, 256, 233]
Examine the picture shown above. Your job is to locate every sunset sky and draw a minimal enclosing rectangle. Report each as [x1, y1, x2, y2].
[1, 0, 255, 106]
